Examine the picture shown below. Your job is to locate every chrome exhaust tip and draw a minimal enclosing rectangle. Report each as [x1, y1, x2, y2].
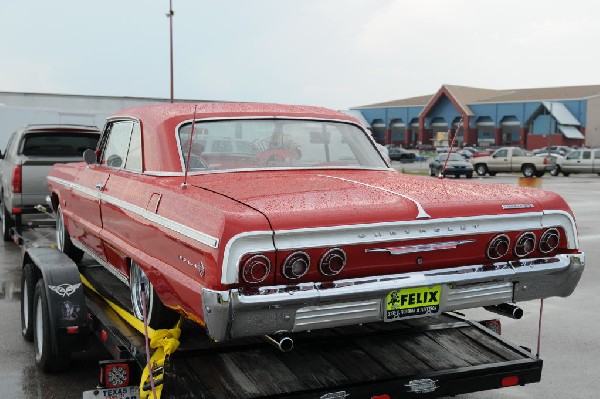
[265, 334, 294, 352]
[484, 303, 524, 319]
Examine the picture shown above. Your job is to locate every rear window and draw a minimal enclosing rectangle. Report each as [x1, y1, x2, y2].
[21, 133, 99, 156]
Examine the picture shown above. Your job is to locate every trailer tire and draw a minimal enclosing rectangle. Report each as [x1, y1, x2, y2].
[21, 263, 37, 342]
[130, 260, 179, 329]
[33, 279, 70, 372]
[2, 199, 11, 242]
[56, 205, 84, 263]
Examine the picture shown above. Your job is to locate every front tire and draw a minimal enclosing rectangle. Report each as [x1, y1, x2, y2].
[475, 164, 488, 176]
[130, 261, 178, 329]
[21, 263, 37, 342]
[466, 173, 473, 179]
[56, 205, 83, 263]
[551, 166, 560, 176]
[34, 279, 70, 372]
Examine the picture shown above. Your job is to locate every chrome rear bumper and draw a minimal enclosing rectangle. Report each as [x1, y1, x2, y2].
[201, 253, 584, 341]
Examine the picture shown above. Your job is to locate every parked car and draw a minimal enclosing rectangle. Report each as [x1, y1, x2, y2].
[471, 147, 555, 177]
[388, 146, 416, 163]
[47, 103, 584, 342]
[0, 124, 100, 241]
[533, 146, 572, 157]
[429, 153, 474, 178]
[551, 148, 600, 176]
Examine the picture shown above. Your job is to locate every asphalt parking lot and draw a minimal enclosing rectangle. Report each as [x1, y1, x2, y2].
[0, 169, 598, 399]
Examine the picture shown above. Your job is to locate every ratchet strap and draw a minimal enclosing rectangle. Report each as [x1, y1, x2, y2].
[79, 274, 182, 399]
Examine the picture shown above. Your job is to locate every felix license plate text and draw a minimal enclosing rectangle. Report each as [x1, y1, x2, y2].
[386, 285, 442, 320]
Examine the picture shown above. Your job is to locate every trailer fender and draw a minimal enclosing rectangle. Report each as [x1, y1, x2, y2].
[25, 247, 89, 354]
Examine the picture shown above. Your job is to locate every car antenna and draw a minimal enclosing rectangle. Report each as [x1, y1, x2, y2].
[182, 104, 198, 189]
[440, 117, 463, 179]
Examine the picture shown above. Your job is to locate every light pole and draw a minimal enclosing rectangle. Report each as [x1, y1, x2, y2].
[168, 0, 174, 103]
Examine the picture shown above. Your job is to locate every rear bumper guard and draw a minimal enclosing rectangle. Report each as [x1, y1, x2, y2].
[201, 253, 584, 341]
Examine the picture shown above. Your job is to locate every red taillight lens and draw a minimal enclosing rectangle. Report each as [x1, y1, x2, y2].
[501, 375, 520, 387]
[12, 165, 22, 193]
[319, 248, 346, 276]
[282, 251, 310, 280]
[487, 234, 510, 260]
[241, 255, 271, 284]
[539, 228, 560, 253]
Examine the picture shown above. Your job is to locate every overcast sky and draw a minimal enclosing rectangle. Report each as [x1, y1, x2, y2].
[2, 0, 599, 110]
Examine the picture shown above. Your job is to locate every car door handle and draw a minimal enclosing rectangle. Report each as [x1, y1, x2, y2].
[95, 183, 105, 190]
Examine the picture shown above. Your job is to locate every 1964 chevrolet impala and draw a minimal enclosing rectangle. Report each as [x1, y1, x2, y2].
[47, 103, 584, 342]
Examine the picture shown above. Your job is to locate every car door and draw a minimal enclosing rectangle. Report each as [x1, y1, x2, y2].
[594, 150, 600, 173]
[490, 149, 510, 172]
[561, 150, 581, 173]
[579, 150, 593, 173]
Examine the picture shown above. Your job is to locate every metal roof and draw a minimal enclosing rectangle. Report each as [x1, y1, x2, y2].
[558, 125, 585, 139]
[543, 102, 580, 126]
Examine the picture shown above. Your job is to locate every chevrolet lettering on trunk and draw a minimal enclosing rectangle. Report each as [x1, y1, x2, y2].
[46, 102, 584, 342]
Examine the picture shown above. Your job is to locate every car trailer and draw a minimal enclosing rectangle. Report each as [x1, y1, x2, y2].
[15, 226, 544, 399]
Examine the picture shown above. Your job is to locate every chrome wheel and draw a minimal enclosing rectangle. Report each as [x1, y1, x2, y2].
[56, 206, 65, 251]
[130, 261, 153, 321]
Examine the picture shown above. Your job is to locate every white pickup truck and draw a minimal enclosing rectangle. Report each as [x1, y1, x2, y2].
[471, 146, 556, 177]
[552, 148, 600, 176]
[0, 124, 99, 241]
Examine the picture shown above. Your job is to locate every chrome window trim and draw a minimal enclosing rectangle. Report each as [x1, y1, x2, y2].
[47, 176, 219, 249]
[142, 165, 390, 177]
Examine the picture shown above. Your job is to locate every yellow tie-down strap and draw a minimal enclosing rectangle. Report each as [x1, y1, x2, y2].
[79, 274, 181, 399]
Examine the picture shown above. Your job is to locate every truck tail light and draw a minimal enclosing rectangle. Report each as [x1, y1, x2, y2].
[100, 361, 131, 388]
[501, 375, 520, 387]
[282, 251, 310, 280]
[241, 255, 271, 284]
[543, 157, 549, 164]
[12, 165, 22, 193]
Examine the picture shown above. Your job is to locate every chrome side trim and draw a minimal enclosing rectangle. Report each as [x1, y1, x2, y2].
[70, 238, 130, 286]
[47, 176, 219, 249]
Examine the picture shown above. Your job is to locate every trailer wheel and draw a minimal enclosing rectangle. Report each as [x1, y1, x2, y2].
[33, 279, 70, 372]
[56, 205, 84, 263]
[1, 197, 11, 242]
[130, 260, 178, 329]
[21, 263, 37, 342]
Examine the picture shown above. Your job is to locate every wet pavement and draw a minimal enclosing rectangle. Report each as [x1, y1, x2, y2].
[0, 171, 598, 398]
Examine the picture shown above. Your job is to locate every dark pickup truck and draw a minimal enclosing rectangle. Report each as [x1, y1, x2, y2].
[0, 124, 99, 240]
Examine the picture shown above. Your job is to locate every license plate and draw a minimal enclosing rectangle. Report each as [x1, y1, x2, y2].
[83, 386, 139, 399]
[385, 285, 442, 320]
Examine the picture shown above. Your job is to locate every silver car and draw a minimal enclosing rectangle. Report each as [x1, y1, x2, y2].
[1, 124, 100, 240]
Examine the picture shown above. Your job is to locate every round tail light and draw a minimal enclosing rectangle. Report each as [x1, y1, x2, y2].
[319, 248, 346, 276]
[282, 251, 310, 280]
[539, 228, 560, 253]
[241, 255, 271, 284]
[514, 232, 536, 257]
[487, 234, 510, 260]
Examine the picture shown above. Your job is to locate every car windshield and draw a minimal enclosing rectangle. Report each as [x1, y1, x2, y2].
[178, 119, 387, 171]
[437, 153, 463, 161]
[21, 133, 99, 156]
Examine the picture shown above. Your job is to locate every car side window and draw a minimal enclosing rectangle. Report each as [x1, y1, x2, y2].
[101, 121, 133, 169]
[566, 151, 580, 160]
[3, 133, 16, 160]
[582, 151, 591, 160]
[595, 151, 600, 160]
[495, 149, 507, 157]
[124, 123, 142, 172]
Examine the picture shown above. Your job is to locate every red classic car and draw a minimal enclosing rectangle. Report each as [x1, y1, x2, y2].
[47, 103, 584, 342]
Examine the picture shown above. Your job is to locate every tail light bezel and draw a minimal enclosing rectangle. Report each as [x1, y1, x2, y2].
[487, 234, 510, 260]
[281, 251, 310, 280]
[539, 228, 560, 254]
[241, 254, 272, 284]
[318, 248, 347, 276]
[514, 232, 536, 258]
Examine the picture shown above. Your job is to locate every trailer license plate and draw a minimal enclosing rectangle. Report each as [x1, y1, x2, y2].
[82, 386, 139, 399]
[385, 285, 442, 320]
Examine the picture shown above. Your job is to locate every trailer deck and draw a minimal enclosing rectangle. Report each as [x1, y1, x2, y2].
[17, 226, 543, 398]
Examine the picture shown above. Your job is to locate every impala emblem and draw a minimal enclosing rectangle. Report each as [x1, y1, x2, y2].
[178, 255, 205, 277]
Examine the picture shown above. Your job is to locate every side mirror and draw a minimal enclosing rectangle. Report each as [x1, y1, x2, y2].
[83, 148, 97, 165]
